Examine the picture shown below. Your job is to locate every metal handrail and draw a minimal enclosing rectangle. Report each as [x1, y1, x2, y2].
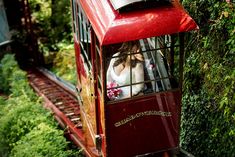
[0, 40, 13, 47]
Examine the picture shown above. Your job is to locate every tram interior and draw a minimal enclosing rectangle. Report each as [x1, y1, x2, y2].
[106, 35, 179, 101]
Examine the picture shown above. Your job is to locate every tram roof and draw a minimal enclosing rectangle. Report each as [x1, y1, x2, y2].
[79, 0, 198, 45]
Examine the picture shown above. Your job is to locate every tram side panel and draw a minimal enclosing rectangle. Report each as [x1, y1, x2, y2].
[74, 38, 98, 153]
[72, 0, 99, 152]
[105, 91, 181, 157]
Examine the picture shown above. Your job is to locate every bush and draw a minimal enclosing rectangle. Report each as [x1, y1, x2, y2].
[181, 90, 235, 156]
[10, 123, 75, 157]
[29, 0, 72, 52]
[51, 44, 77, 85]
[0, 54, 81, 157]
[0, 54, 54, 155]
[0, 96, 54, 153]
[0, 96, 6, 116]
[181, 1, 235, 156]
[0, 54, 19, 93]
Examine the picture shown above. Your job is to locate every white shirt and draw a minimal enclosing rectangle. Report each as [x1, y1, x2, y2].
[107, 52, 144, 99]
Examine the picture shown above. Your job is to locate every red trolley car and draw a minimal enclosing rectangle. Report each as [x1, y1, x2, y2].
[70, 0, 198, 156]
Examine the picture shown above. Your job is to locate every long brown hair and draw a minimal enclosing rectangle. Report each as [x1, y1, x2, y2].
[113, 41, 143, 68]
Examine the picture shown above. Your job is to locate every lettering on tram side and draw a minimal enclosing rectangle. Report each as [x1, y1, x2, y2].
[114, 110, 172, 127]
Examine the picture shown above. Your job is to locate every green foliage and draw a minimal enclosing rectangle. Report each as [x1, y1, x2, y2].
[0, 96, 53, 154]
[51, 44, 77, 85]
[0, 96, 6, 118]
[28, 0, 77, 84]
[181, 90, 235, 156]
[181, 1, 235, 156]
[10, 123, 75, 157]
[0, 54, 81, 156]
[29, 0, 72, 53]
[0, 96, 5, 106]
[0, 54, 54, 155]
[0, 54, 19, 93]
[0, 54, 37, 98]
[9, 70, 35, 98]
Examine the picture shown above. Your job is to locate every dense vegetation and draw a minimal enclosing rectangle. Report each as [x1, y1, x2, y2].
[180, 1, 235, 156]
[29, 0, 72, 52]
[1, 0, 234, 156]
[0, 1, 78, 156]
[51, 44, 77, 85]
[0, 54, 81, 157]
[28, 0, 77, 84]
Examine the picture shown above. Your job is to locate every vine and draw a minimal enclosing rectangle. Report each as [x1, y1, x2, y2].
[181, 1, 235, 156]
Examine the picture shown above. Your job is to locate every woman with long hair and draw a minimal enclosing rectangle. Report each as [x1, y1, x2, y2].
[106, 41, 145, 100]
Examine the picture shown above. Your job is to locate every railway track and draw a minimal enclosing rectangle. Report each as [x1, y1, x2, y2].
[27, 68, 93, 157]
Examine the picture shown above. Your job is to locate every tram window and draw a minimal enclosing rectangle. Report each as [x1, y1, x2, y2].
[106, 41, 145, 100]
[71, 0, 76, 36]
[76, 2, 92, 72]
[75, 2, 80, 40]
[95, 38, 103, 93]
[105, 35, 180, 101]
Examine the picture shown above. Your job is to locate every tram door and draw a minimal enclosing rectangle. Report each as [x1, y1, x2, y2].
[71, 0, 99, 151]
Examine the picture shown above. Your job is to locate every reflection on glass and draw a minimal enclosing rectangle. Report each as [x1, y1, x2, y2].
[106, 36, 179, 101]
[106, 41, 144, 100]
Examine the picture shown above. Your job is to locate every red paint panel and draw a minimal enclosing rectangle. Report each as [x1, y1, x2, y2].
[79, 0, 198, 45]
[105, 91, 181, 157]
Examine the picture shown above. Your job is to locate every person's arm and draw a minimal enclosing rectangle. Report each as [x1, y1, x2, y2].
[132, 63, 144, 95]
[107, 53, 119, 83]
[106, 60, 113, 83]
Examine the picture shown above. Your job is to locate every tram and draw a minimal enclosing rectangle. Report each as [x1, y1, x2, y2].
[69, 0, 198, 157]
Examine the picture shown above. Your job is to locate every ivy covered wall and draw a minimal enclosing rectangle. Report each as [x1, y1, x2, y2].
[180, 1, 235, 156]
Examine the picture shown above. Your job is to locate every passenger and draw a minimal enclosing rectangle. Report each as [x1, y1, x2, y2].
[106, 41, 144, 100]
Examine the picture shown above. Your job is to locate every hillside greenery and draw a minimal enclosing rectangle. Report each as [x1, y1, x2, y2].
[180, 1, 235, 156]
[28, 0, 77, 84]
[0, 54, 81, 157]
[29, 0, 72, 53]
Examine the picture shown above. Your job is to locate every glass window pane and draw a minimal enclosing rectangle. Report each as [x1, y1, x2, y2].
[105, 35, 180, 102]
[106, 41, 144, 100]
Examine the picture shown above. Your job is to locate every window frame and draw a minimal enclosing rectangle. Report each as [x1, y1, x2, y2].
[104, 34, 181, 103]
[75, 1, 92, 75]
